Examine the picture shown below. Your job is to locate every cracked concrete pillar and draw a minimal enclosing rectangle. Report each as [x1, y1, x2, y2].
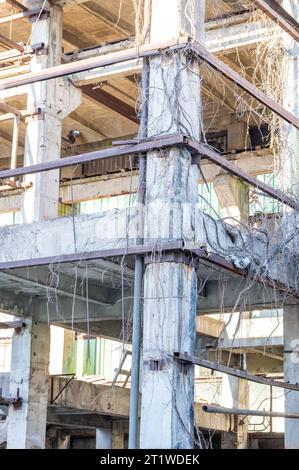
[140, 0, 205, 449]
[283, 303, 299, 449]
[278, 1, 299, 196]
[281, 0, 299, 450]
[21, 1, 81, 223]
[6, 2, 79, 449]
[6, 319, 50, 449]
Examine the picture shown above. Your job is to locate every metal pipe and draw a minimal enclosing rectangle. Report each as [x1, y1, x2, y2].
[129, 256, 143, 449]
[270, 385, 273, 432]
[128, 57, 149, 450]
[10, 114, 19, 178]
[202, 404, 299, 420]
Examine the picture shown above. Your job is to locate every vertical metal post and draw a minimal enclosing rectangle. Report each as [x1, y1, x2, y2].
[10, 114, 20, 180]
[270, 384, 273, 433]
[128, 58, 149, 449]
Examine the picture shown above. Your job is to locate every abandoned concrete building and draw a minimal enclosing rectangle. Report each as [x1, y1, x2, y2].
[0, 0, 299, 450]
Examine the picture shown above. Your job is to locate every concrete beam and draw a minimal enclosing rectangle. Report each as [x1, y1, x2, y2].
[72, 59, 141, 87]
[0, 207, 296, 306]
[49, 376, 231, 432]
[35, 294, 133, 325]
[47, 406, 110, 429]
[62, 39, 134, 62]
[196, 315, 225, 337]
[49, 376, 131, 417]
[218, 336, 283, 349]
[57, 320, 125, 342]
[206, 21, 277, 53]
[80, 1, 134, 37]
[0, 267, 124, 305]
[197, 278, 288, 314]
[0, 285, 132, 324]
[0, 288, 36, 317]
[0, 210, 139, 263]
[65, 20, 276, 86]
[196, 403, 231, 433]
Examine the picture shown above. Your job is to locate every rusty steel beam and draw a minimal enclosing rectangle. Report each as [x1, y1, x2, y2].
[0, 241, 184, 271]
[190, 42, 299, 130]
[0, 133, 184, 180]
[0, 32, 24, 53]
[0, 101, 20, 116]
[0, 11, 28, 24]
[0, 320, 25, 329]
[174, 353, 299, 392]
[1, 37, 298, 133]
[188, 138, 299, 210]
[253, 0, 299, 42]
[0, 8, 43, 24]
[5, 0, 27, 12]
[0, 37, 188, 91]
[0, 106, 41, 122]
[0, 240, 298, 302]
[0, 132, 296, 210]
[0, 42, 45, 64]
[82, 84, 139, 124]
[0, 396, 22, 408]
[189, 246, 299, 300]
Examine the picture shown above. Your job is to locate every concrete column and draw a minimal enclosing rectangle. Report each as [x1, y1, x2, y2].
[221, 374, 249, 449]
[140, 0, 205, 449]
[141, 263, 198, 448]
[213, 174, 249, 226]
[57, 432, 71, 449]
[279, 1, 299, 195]
[6, 3, 79, 448]
[283, 304, 299, 448]
[279, 3, 299, 444]
[96, 427, 112, 449]
[221, 432, 237, 449]
[6, 319, 50, 449]
[235, 378, 249, 449]
[21, 1, 81, 223]
[112, 420, 128, 449]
